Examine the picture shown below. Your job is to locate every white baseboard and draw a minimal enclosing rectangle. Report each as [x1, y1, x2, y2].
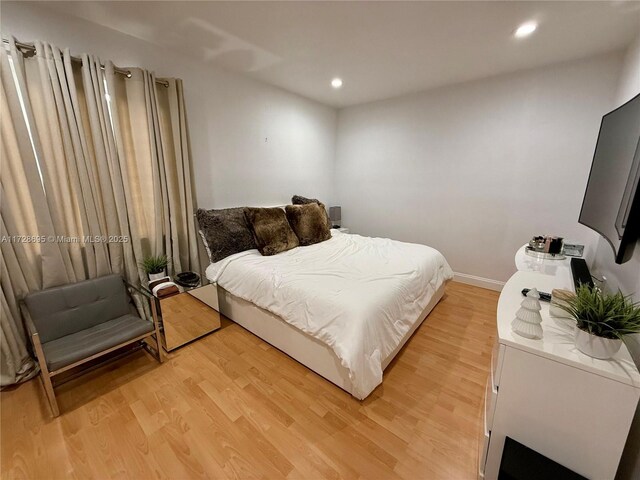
[453, 272, 505, 292]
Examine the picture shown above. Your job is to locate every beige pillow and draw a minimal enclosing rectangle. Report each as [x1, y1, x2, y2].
[285, 203, 331, 246]
[244, 207, 299, 256]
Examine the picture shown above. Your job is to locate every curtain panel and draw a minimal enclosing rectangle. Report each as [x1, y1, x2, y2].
[0, 38, 199, 386]
[107, 68, 200, 275]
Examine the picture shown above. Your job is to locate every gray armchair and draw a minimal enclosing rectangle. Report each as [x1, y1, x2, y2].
[21, 274, 164, 417]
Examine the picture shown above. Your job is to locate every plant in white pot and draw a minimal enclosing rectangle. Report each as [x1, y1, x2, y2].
[558, 285, 640, 360]
[141, 255, 169, 281]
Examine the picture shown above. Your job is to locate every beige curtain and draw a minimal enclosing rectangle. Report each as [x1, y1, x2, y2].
[1, 38, 199, 386]
[156, 78, 199, 273]
[1, 43, 40, 385]
[108, 68, 200, 274]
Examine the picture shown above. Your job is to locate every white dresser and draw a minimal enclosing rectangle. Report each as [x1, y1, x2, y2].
[479, 249, 640, 480]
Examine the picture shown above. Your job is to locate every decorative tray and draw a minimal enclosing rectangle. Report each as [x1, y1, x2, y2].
[524, 247, 566, 260]
[562, 243, 584, 257]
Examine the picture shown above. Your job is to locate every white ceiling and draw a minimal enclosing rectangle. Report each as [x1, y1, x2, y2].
[40, 1, 640, 108]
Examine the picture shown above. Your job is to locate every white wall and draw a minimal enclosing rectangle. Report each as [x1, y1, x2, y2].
[605, 32, 640, 480]
[591, 34, 640, 302]
[335, 53, 622, 284]
[0, 2, 337, 210]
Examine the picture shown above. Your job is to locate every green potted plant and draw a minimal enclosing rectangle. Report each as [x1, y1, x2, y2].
[558, 285, 640, 359]
[140, 255, 169, 281]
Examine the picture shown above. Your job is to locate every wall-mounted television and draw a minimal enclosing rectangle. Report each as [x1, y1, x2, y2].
[579, 92, 640, 264]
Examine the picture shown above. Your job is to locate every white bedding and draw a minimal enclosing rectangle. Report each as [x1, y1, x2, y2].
[206, 230, 453, 399]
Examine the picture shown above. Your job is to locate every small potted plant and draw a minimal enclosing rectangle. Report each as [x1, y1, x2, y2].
[558, 285, 640, 359]
[141, 255, 169, 281]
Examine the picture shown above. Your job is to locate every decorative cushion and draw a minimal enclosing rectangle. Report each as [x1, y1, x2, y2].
[291, 194, 331, 225]
[285, 203, 332, 246]
[24, 274, 132, 343]
[42, 314, 153, 372]
[244, 207, 300, 256]
[198, 229, 212, 261]
[196, 207, 257, 263]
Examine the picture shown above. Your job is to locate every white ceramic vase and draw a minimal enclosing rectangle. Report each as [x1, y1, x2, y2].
[511, 288, 543, 340]
[148, 271, 166, 281]
[511, 318, 543, 339]
[574, 326, 622, 360]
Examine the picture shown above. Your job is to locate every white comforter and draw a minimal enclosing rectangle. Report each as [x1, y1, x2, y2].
[206, 231, 453, 399]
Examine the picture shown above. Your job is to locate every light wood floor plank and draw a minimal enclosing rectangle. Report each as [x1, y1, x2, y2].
[1, 281, 498, 479]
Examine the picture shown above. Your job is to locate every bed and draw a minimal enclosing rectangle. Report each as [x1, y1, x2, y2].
[204, 230, 453, 400]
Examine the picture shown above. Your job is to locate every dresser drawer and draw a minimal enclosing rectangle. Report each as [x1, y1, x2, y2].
[478, 406, 491, 478]
[491, 341, 505, 387]
[484, 376, 498, 430]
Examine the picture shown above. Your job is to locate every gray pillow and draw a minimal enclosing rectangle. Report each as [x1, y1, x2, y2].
[285, 203, 331, 246]
[291, 194, 331, 225]
[244, 207, 299, 256]
[196, 207, 257, 263]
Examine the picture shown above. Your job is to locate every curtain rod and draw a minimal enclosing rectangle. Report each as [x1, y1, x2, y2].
[3, 38, 170, 88]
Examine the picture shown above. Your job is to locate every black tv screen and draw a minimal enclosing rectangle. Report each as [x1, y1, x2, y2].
[579, 93, 640, 264]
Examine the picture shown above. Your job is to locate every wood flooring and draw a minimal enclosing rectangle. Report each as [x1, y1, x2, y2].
[1, 281, 499, 480]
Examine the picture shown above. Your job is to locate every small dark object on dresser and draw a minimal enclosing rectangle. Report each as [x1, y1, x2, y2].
[175, 271, 200, 288]
[570, 258, 594, 290]
[548, 236, 564, 254]
[521, 288, 551, 302]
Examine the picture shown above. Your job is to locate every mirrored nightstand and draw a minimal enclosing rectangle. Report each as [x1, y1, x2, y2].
[139, 274, 221, 352]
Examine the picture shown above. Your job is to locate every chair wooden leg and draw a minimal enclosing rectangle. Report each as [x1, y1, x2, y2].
[151, 298, 165, 363]
[156, 333, 165, 363]
[40, 370, 59, 417]
[22, 305, 60, 418]
[32, 334, 59, 417]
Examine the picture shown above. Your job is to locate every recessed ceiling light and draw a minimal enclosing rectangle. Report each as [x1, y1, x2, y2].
[331, 78, 343, 89]
[514, 21, 537, 38]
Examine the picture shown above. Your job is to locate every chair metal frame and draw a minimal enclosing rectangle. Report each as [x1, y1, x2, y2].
[20, 281, 164, 417]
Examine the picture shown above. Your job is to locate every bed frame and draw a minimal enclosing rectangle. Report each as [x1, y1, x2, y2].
[201, 283, 446, 400]
[193, 213, 446, 399]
